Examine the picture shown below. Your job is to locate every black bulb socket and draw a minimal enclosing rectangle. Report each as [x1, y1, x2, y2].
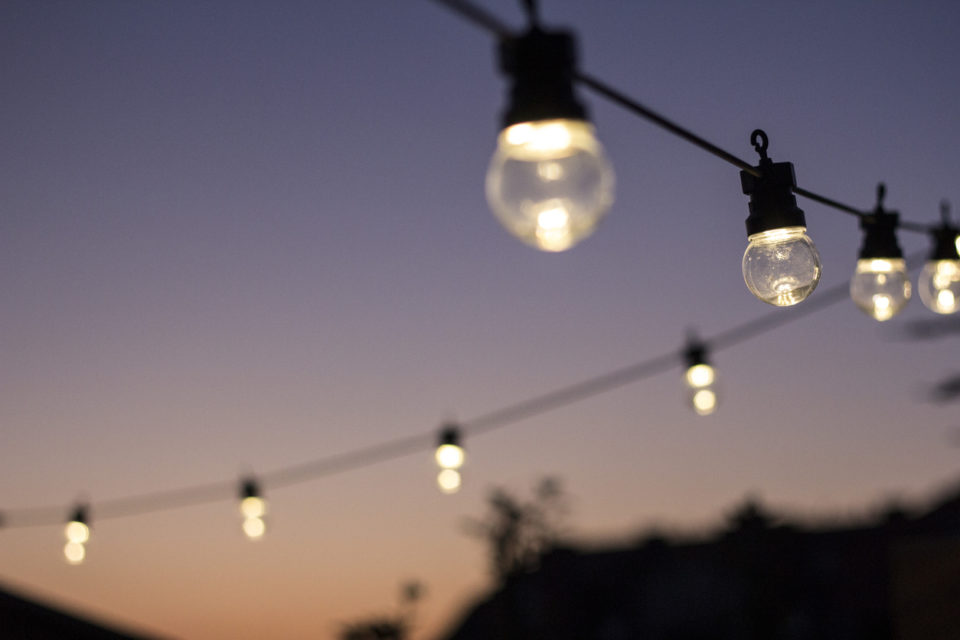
[69, 505, 89, 526]
[498, 28, 588, 129]
[240, 479, 261, 501]
[438, 425, 461, 449]
[859, 210, 903, 260]
[741, 159, 806, 237]
[929, 224, 960, 261]
[683, 343, 709, 370]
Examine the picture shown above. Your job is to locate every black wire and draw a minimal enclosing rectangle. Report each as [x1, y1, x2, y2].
[3, 262, 890, 529]
[430, 0, 941, 236]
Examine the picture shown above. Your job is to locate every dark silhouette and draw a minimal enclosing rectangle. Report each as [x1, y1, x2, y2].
[338, 580, 424, 640]
[439, 479, 960, 640]
[0, 582, 163, 639]
[463, 477, 567, 583]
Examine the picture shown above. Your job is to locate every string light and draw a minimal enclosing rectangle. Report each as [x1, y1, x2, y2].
[63, 505, 90, 565]
[485, 4, 613, 252]
[0, 0, 955, 545]
[239, 479, 266, 540]
[918, 201, 960, 315]
[740, 130, 822, 307]
[849, 184, 911, 321]
[683, 339, 718, 416]
[435, 425, 464, 494]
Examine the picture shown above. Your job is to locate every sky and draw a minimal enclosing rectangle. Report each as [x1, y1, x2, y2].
[1, 1, 959, 638]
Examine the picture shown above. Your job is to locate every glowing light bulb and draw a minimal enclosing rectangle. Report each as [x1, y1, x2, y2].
[435, 425, 465, 471]
[435, 443, 465, 470]
[742, 227, 821, 306]
[64, 541, 86, 564]
[486, 120, 614, 251]
[240, 496, 266, 519]
[437, 469, 462, 494]
[65, 520, 90, 544]
[919, 260, 960, 314]
[850, 258, 911, 321]
[685, 363, 715, 389]
[691, 388, 717, 416]
[242, 516, 266, 539]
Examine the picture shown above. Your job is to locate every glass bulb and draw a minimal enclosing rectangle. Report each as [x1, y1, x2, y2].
[240, 496, 266, 519]
[243, 516, 266, 539]
[691, 388, 717, 416]
[742, 227, 822, 306]
[64, 541, 86, 564]
[918, 260, 960, 314]
[65, 521, 90, 544]
[437, 469, 462, 494]
[849, 258, 911, 321]
[486, 119, 614, 251]
[435, 444, 465, 470]
[685, 363, 715, 389]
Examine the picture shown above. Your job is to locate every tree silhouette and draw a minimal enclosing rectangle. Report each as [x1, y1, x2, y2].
[337, 581, 423, 640]
[464, 477, 568, 583]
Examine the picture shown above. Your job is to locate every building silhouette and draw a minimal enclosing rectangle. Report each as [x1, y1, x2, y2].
[439, 483, 960, 640]
[0, 582, 164, 640]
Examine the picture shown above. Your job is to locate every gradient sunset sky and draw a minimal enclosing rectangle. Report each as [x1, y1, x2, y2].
[2, 1, 959, 638]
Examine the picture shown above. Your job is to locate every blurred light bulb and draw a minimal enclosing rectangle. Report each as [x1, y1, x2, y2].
[486, 119, 614, 251]
[742, 227, 821, 306]
[240, 496, 266, 519]
[685, 363, 715, 389]
[691, 389, 717, 416]
[437, 469, 462, 494]
[918, 260, 960, 314]
[435, 443, 465, 470]
[242, 516, 266, 539]
[65, 520, 90, 544]
[64, 541, 86, 565]
[850, 258, 911, 321]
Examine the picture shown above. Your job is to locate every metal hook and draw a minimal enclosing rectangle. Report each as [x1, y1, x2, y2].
[520, 0, 540, 28]
[750, 129, 769, 161]
[875, 183, 886, 210]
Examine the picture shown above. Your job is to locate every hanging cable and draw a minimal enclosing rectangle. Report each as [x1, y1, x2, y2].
[429, 0, 941, 237]
[0, 254, 928, 531]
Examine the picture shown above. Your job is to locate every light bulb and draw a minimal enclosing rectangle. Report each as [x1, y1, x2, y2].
[240, 496, 266, 519]
[742, 227, 821, 306]
[435, 443, 465, 470]
[918, 260, 960, 314]
[691, 388, 717, 416]
[850, 258, 911, 321]
[242, 516, 266, 539]
[64, 541, 86, 565]
[437, 469, 462, 494]
[65, 520, 90, 544]
[486, 119, 614, 251]
[685, 363, 715, 389]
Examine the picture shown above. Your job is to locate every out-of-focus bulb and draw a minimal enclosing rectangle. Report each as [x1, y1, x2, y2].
[850, 258, 911, 321]
[918, 260, 960, 314]
[240, 496, 266, 519]
[685, 363, 715, 389]
[65, 520, 90, 544]
[691, 388, 717, 416]
[435, 443, 465, 470]
[64, 541, 86, 564]
[437, 469, 462, 494]
[742, 227, 821, 306]
[486, 119, 614, 252]
[242, 516, 266, 539]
